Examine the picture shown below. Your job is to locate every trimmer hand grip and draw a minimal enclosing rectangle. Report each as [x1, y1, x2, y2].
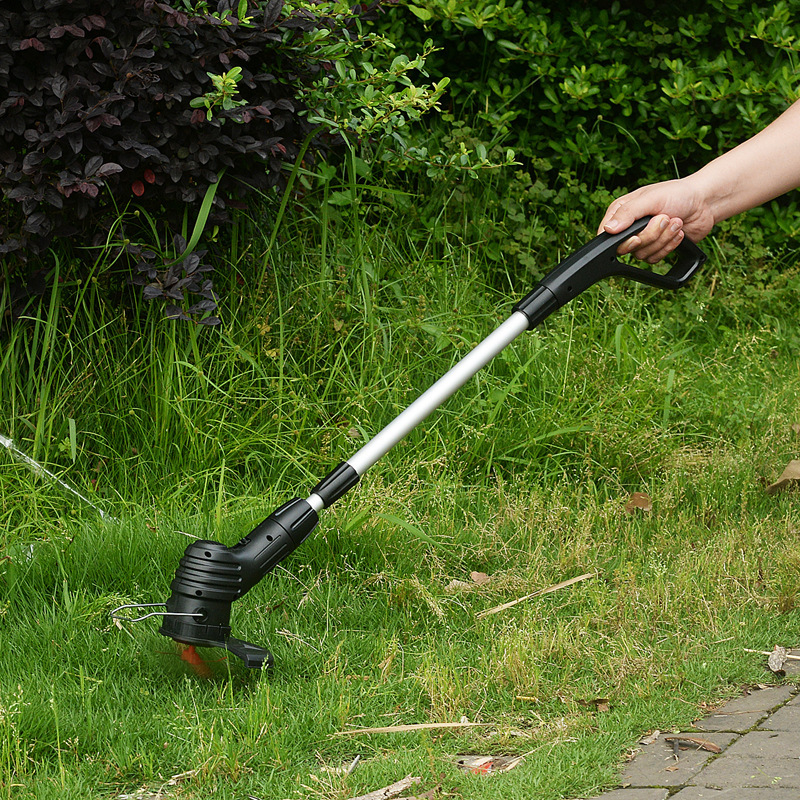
[513, 216, 707, 328]
[605, 216, 707, 290]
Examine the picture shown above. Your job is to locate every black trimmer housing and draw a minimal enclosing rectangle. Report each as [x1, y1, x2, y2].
[116, 216, 706, 669]
[159, 498, 318, 668]
[158, 465, 358, 667]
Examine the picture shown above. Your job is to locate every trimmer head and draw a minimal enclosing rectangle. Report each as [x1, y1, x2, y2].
[156, 537, 274, 669]
[113, 496, 324, 668]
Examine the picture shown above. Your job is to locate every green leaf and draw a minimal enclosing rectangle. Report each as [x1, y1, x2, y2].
[326, 189, 355, 206]
[68, 418, 77, 463]
[409, 5, 433, 21]
[176, 170, 225, 262]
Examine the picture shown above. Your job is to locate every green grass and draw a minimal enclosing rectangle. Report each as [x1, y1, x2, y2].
[1, 185, 799, 799]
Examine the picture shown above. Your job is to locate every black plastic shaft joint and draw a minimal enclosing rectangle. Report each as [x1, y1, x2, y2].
[311, 461, 360, 507]
[511, 284, 560, 329]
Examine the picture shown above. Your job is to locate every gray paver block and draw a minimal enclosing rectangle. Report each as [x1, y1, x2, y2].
[671, 788, 800, 799]
[690, 754, 800, 788]
[693, 711, 764, 732]
[725, 729, 800, 758]
[714, 685, 795, 713]
[780, 649, 800, 676]
[619, 732, 737, 788]
[758, 704, 800, 731]
[692, 685, 795, 731]
[579, 790, 668, 800]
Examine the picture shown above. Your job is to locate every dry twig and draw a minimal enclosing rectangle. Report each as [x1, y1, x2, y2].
[664, 736, 722, 754]
[476, 572, 596, 618]
[744, 648, 800, 661]
[347, 776, 421, 800]
[334, 721, 488, 736]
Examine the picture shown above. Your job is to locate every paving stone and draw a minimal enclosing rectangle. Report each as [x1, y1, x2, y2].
[758, 703, 800, 731]
[779, 649, 800, 677]
[692, 711, 764, 732]
[600, 683, 800, 798]
[619, 732, 737, 788]
[690, 754, 800, 789]
[714, 685, 795, 713]
[692, 686, 795, 732]
[725, 729, 800, 758]
[671, 788, 800, 799]
[579, 790, 668, 800]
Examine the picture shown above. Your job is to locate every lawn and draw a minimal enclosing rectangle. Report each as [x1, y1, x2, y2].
[1, 191, 799, 799]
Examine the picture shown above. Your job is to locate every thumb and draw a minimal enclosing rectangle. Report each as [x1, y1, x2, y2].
[599, 202, 639, 235]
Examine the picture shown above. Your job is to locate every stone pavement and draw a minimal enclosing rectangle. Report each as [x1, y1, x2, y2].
[582, 651, 800, 800]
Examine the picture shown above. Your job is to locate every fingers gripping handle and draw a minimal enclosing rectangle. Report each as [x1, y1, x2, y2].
[513, 217, 707, 329]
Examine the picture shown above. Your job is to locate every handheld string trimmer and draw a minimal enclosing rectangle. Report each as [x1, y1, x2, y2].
[112, 217, 706, 669]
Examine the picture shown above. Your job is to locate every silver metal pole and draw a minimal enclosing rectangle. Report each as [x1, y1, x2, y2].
[345, 311, 531, 476]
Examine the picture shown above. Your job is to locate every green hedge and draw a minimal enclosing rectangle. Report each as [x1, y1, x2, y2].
[372, 0, 800, 273]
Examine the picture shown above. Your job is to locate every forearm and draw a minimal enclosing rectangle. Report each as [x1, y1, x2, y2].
[685, 98, 800, 224]
[598, 98, 800, 262]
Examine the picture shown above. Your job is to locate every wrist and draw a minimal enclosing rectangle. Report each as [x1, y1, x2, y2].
[680, 170, 726, 227]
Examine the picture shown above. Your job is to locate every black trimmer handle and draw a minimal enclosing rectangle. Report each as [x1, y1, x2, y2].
[513, 216, 707, 328]
[601, 216, 707, 289]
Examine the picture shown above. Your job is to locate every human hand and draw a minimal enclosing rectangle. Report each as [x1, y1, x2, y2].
[598, 178, 716, 262]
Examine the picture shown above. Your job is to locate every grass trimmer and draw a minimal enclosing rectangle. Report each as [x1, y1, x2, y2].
[112, 217, 706, 669]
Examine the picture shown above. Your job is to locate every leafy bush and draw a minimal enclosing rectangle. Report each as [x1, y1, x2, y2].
[1, 1, 312, 247]
[0, 0, 396, 317]
[373, 0, 800, 275]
